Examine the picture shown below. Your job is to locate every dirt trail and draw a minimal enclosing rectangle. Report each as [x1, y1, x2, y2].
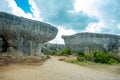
[0, 56, 120, 80]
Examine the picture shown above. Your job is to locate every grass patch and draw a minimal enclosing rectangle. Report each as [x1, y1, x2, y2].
[64, 56, 97, 66]
[63, 56, 120, 74]
[64, 56, 120, 70]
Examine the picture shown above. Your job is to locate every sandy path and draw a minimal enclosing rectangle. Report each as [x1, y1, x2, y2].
[0, 56, 120, 80]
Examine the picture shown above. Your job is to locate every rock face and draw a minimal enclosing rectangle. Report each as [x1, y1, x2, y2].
[62, 32, 120, 54]
[0, 12, 58, 56]
[0, 37, 8, 53]
[42, 43, 66, 53]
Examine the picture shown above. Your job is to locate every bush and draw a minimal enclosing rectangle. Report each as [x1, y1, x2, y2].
[77, 51, 85, 61]
[85, 53, 94, 61]
[76, 50, 119, 64]
[60, 48, 71, 55]
[77, 56, 85, 61]
[77, 51, 85, 57]
[93, 51, 119, 64]
[109, 53, 120, 62]
[95, 51, 111, 63]
[51, 50, 58, 55]
[108, 58, 119, 64]
[93, 51, 99, 57]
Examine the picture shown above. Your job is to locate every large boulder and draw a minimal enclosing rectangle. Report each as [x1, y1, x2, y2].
[42, 43, 66, 53]
[62, 32, 120, 54]
[0, 12, 58, 56]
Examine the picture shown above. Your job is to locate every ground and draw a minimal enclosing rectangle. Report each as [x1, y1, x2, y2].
[0, 56, 120, 80]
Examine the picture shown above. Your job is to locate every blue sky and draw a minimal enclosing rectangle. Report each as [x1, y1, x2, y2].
[0, 0, 120, 44]
[14, 0, 32, 13]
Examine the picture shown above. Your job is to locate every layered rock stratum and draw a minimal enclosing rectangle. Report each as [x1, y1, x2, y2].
[62, 32, 120, 54]
[0, 12, 58, 56]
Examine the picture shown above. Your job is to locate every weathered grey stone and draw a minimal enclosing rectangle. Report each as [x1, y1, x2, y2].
[62, 32, 120, 54]
[0, 12, 58, 56]
[42, 43, 66, 53]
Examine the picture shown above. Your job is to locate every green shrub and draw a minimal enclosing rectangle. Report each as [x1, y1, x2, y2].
[51, 50, 57, 55]
[77, 51, 85, 57]
[93, 51, 99, 57]
[95, 51, 111, 63]
[85, 53, 94, 61]
[93, 50, 119, 64]
[77, 56, 85, 61]
[60, 48, 71, 55]
[76, 50, 119, 64]
[108, 58, 119, 64]
[109, 53, 120, 62]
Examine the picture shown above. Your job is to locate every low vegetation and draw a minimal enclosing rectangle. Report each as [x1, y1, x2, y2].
[51, 50, 58, 55]
[44, 48, 120, 65]
[57, 49, 120, 65]
[63, 56, 120, 75]
[64, 56, 97, 66]
[60, 48, 71, 55]
[77, 50, 119, 64]
[47, 48, 72, 56]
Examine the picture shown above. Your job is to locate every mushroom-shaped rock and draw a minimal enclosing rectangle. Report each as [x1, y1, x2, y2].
[62, 32, 120, 54]
[0, 12, 58, 56]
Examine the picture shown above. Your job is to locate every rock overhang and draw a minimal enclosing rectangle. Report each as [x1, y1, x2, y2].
[0, 12, 58, 43]
[0, 12, 58, 56]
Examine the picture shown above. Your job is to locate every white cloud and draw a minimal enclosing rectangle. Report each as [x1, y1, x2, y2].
[2, 0, 42, 21]
[49, 26, 76, 44]
[74, 0, 120, 34]
[85, 21, 105, 33]
[6, 0, 33, 19]
[73, 0, 104, 33]
[118, 25, 120, 29]
[29, 0, 42, 21]
[74, 0, 99, 17]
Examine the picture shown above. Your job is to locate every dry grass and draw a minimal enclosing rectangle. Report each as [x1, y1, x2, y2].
[0, 55, 46, 66]
[58, 56, 66, 61]
[109, 53, 120, 62]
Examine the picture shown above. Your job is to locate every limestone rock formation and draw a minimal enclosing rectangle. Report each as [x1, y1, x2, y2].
[42, 43, 66, 53]
[0, 12, 58, 56]
[62, 32, 120, 54]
